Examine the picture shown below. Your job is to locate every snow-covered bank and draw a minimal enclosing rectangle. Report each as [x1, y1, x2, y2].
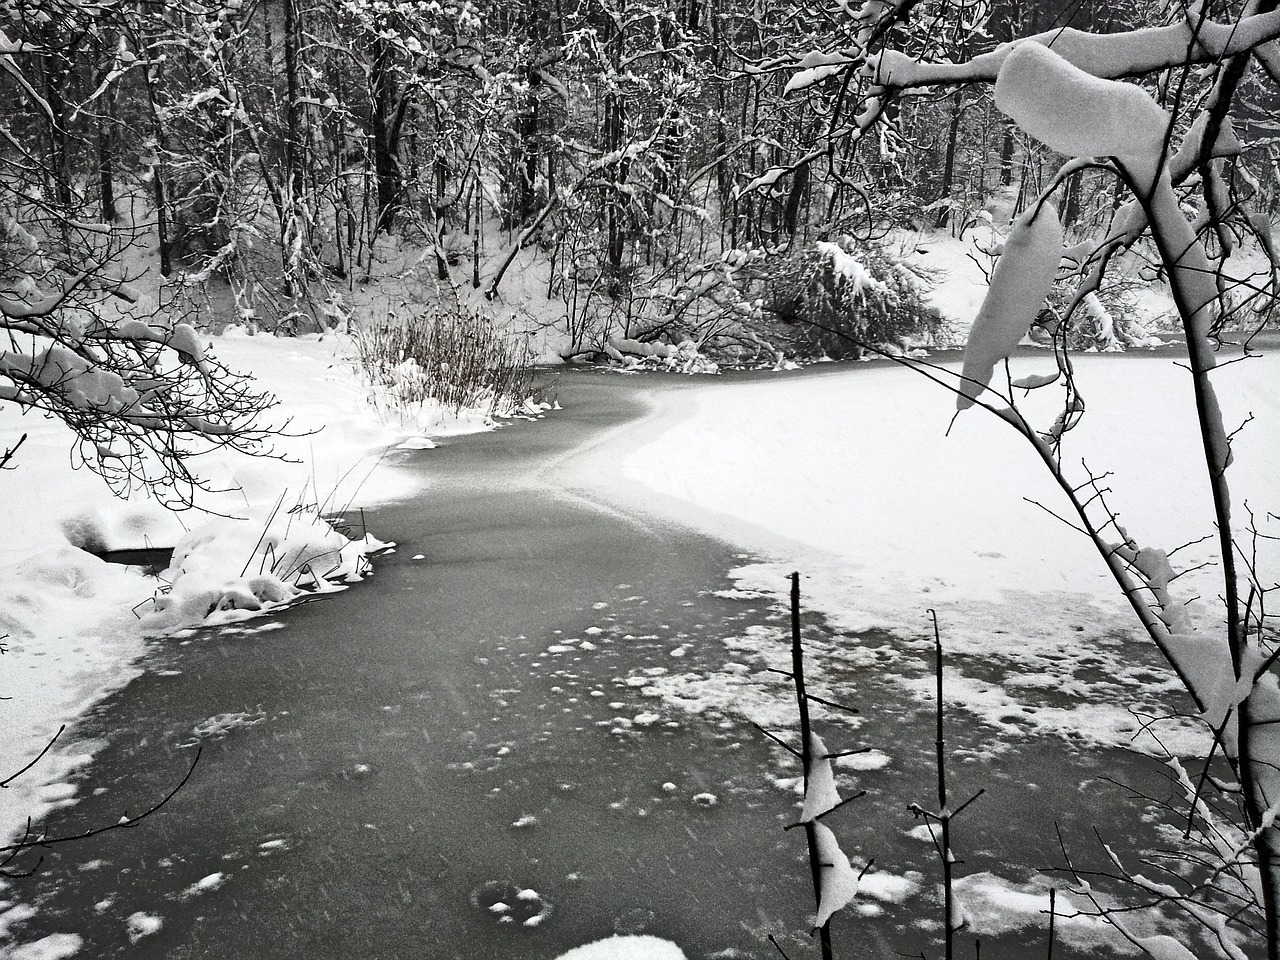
[0, 330, 509, 860]
[571, 350, 1279, 753]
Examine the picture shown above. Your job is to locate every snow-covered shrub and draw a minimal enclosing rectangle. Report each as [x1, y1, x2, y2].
[352, 291, 534, 417]
[146, 503, 391, 628]
[1041, 277, 1166, 352]
[763, 238, 943, 360]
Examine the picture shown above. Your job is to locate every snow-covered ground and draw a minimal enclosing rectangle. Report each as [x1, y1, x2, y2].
[0, 330, 509, 857]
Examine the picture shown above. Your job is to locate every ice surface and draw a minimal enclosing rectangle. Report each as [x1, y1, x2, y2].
[1, 330, 504, 855]
[570, 350, 1278, 760]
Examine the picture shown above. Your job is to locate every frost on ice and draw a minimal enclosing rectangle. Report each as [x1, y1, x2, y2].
[994, 41, 1170, 160]
[957, 202, 1063, 410]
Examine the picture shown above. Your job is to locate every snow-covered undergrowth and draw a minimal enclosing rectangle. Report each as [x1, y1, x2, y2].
[350, 292, 539, 418]
[0, 328, 513, 851]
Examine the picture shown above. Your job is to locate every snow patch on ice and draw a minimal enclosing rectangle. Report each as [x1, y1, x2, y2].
[125, 912, 162, 943]
[182, 872, 226, 898]
[553, 935, 687, 960]
[3, 933, 84, 960]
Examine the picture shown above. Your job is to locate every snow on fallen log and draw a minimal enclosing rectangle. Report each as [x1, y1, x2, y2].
[994, 41, 1170, 160]
[606, 337, 678, 360]
[957, 202, 1063, 411]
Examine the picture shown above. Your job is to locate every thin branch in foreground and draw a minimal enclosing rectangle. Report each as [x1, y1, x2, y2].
[0, 726, 66, 789]
[0, 747, 201, 877]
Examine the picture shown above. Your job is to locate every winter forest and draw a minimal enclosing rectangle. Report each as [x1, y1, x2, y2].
[2, 0, 1280, 958]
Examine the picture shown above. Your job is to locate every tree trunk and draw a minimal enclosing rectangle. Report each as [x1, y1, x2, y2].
[141, 39, 173, 277]
[1062, 168, 1083, 228]
[601, 0, 628, 298]
[370, 38, 403, 235]
[935, 91, 963, 228]
[282, 0, 302, 202]
[96, 27, 118, 223]
[999, 121, 1015, 187]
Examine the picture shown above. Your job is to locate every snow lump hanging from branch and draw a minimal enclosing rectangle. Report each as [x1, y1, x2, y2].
[994, 41, 1171, 160]
[956, 202, 1063, 411]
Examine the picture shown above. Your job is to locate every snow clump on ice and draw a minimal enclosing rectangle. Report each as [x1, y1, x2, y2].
[125, 912, 163, 943]
[146, 513, 392, 627]
[552, 935, 688, 960]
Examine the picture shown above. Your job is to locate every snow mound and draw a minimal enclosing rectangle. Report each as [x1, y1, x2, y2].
[553, 935, 688, 960]
[144, 511, 392, 629]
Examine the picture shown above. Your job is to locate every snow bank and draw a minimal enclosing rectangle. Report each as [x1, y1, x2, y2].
[0, 329, 504, 859]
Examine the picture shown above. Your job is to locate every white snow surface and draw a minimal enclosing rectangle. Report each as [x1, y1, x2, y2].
[552, 935, 687, 960]
[570, 349, 1279, 758]
[0, 329, 504, 859]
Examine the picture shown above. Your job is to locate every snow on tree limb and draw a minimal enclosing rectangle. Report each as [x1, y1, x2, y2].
[956, 202, 1063, 411]
[864, 8, 1280, 90]
[800, 731, 842, 823]
[812, 822, 861, 927]
[994, 42, 1170, 160]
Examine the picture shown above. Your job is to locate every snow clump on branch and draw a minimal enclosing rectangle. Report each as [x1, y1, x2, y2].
[994, 41, 1171, 160]
[956, 202, 1063, 411]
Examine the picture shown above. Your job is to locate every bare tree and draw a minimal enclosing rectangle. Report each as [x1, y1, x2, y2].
[2, 13, 280, 506]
